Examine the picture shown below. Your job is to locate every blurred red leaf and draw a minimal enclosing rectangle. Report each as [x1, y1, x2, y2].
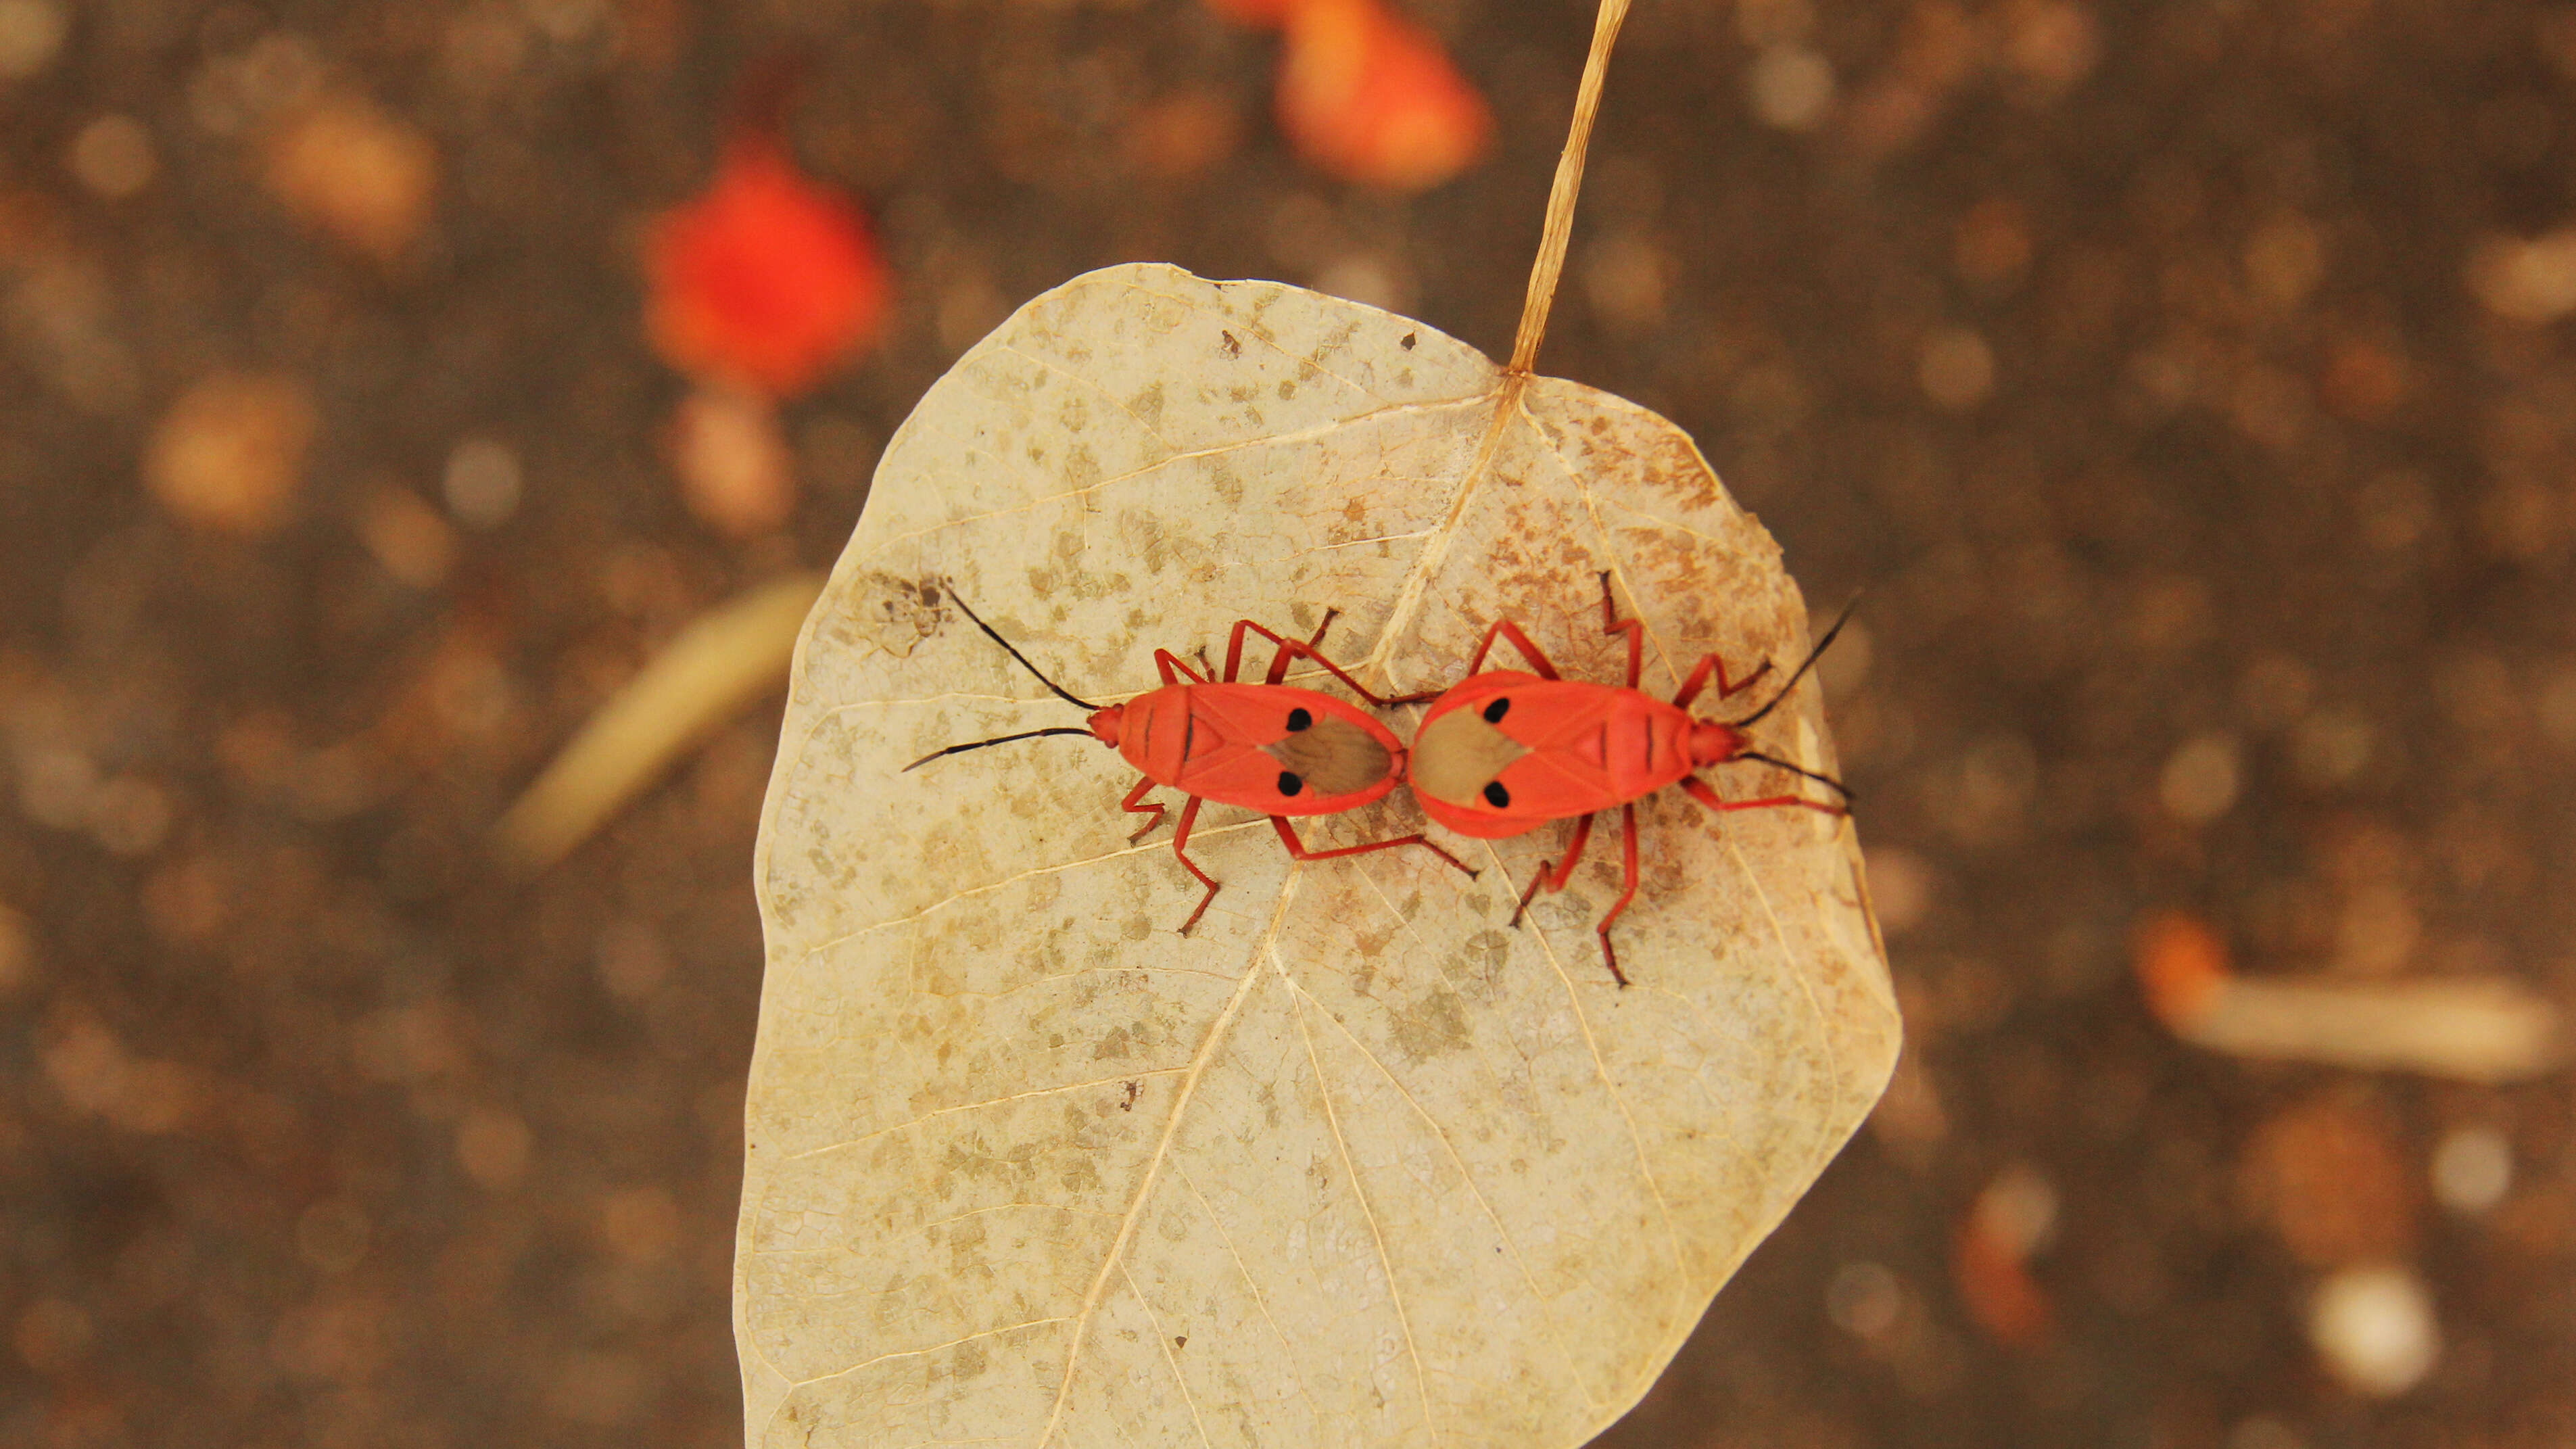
[1277, 0, 1492, 192]
[644, 139, 890, 399]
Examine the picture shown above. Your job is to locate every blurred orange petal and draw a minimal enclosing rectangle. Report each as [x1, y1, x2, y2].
[1277, 0, 1492, 192]
[644, 140, 890, 399]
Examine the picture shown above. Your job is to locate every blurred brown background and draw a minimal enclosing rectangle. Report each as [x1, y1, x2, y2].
[5, 0, 2574, 1446]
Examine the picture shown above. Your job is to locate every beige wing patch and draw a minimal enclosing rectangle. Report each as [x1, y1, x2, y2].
[1412, 707, 1528, 805]
[1261, 717, 1393, 797]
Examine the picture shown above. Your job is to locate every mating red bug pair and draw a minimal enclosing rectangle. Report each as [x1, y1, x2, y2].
[907, 575, 1853, 986]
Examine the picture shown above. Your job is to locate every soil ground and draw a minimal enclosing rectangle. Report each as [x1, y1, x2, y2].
[3, 0, 2573, 1446]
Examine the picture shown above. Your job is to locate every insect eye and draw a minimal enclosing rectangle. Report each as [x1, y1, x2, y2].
[1482, 698, 1510, 723]
[1286, 707, 1312, 732]
[1277, 771, 1304, 797]
[1482, 781, 1510, 808]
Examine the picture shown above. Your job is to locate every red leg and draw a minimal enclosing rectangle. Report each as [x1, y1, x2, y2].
[1509, 812, 1596, 927]
[1267, 817, 1479, 878]
[1222, 610, 1341, 683]
[1677, 776, 1850, 819]
[1220, 615, 1425, 707]
[1265, 609, 1345, 686]
[1592, 805, 1640, 988]
[1595, 572, 1645, 690]
[1168, 796, 1223, 934]
[1121, 776, 1166, 843]
[1465, 619, 1562, 680]
[1282, 609, 1339, 684]
[1671, 652, 1772, 710]
[1153, 648, 1209, 685]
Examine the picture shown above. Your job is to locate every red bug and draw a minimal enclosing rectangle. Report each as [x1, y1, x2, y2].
[1406, 573, 1854, 985]
[907, 590, 1476, 934]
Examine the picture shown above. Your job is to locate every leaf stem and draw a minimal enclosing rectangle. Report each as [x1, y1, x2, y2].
[1507, 0, 1632, 377]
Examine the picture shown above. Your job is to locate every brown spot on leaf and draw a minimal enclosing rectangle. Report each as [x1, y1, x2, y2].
[1388, 985, 1473, 1061]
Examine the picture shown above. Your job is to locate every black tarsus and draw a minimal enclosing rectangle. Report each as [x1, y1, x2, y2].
[1728, 594, 1861, 731]
[903, 727, 1097, 772]
[943, 584, 1104, 712]
[1734, 749, 1855, 804]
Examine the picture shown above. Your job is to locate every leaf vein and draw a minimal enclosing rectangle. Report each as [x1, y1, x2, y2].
[1030, 886, 1288, 1448]
[1283, 972, 1605, 1414]
[1289, 972, 1441, 1446]
[1122, 1262, 1216, 1449]
[1173, 1163, 1318, 1422]
[792, 1316, 1076, 1389]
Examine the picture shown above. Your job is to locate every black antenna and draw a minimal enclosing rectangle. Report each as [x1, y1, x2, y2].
[903, 728, 1097, 772]
[1729, 594, 1860, 731]
[945, 586, 1104, 712]
[1733, 749, 1855, 804]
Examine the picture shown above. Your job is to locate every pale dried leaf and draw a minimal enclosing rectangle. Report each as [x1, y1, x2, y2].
[740, 263, 1898, 1449]
[2183, 974, 2567, 1083]
[493, 573, 824, 872]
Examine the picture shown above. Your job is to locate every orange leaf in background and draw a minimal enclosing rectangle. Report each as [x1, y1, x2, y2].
[1277, 0, 1492, 192]
[644, 140, 889, 400]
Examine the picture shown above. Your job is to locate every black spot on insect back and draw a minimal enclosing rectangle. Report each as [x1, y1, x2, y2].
[1278, 771, 1304, 797]
[1286, 707, 1312, 732]
[1483, 698, 1510, 723]
[1483, 781, 1510, 808]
